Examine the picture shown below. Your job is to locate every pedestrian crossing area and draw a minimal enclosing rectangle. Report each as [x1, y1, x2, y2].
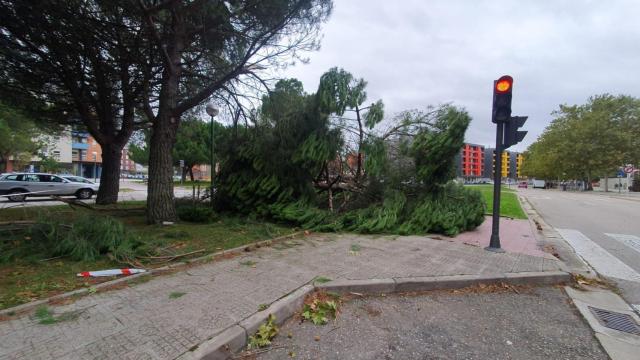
[605, 233, 640, 254]
[556, 229, 640, 282]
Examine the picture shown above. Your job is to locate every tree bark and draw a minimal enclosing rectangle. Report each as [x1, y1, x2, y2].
[144, 6, 186, 224]
[96, 142, 124, 204]
[147, 112, 179, 224]
[189, 166, 194, 182]
[181, 166, 188, 182]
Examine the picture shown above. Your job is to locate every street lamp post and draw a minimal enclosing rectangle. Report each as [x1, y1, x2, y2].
[92, 151, 98, 183]
[205, 104, 219, 205]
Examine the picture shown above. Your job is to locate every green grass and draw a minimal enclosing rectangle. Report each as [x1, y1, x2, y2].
[173, 180, 210, 188]
[466, 184, 527, 219]
[0, 201, 296, 310]
[169, 291, 186, 299]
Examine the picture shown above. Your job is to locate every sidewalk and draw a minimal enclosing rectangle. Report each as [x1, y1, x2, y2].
[0, 227, 562, 359]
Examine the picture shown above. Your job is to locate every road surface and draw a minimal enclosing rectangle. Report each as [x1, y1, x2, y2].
[0, 180, 195, 209]
[520, 188, 640, 307]
[254, 287, 606, 360]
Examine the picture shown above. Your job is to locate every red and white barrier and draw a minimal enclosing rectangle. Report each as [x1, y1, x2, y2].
[77, 268, 147, 277]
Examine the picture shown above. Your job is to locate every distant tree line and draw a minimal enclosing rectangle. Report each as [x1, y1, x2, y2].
[521, 94, 640, 186]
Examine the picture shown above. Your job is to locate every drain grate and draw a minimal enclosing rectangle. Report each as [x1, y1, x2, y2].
[589, 306, 640, 335]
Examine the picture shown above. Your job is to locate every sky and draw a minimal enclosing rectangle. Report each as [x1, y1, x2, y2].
[281, 0, 640, 151]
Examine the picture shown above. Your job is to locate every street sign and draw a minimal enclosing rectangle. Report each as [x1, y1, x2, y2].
[624, 165, 635, 174]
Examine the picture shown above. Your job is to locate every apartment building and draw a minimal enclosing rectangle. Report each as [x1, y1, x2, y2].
[6, 129, 142, 179]
[481, 148, 524, 180]
[455, 143, 485, 179]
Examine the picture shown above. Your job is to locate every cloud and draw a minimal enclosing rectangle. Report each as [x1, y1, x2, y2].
[282, 0, 640, 151]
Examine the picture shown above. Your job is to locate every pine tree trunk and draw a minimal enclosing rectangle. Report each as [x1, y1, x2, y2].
[96, 143, 123, 204]
[147, 114, 179, 224]
[181, 166, 188, 182]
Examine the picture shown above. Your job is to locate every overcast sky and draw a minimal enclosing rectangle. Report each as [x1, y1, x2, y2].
[281, 0, 640, 151]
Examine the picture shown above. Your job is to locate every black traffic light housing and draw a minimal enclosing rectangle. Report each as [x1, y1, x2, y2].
[492, 75, 513, 123]
[503, 116, 528, 149]
[487, 75, 527, 253]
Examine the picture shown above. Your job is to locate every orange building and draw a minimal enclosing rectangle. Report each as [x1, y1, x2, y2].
[457, 143, 485, 178]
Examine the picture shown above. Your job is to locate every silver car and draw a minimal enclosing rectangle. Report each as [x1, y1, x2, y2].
[0, 173, 100, 202]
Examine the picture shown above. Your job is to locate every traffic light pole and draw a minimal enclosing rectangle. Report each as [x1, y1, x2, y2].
[486, 121, 505, 252]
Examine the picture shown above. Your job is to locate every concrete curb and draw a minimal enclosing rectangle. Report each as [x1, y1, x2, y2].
[0, 231, 304, 317]
[176, 271, 572, 360]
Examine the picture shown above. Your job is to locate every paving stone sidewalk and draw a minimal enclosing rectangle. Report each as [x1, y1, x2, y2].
[0, 233, 562, 360]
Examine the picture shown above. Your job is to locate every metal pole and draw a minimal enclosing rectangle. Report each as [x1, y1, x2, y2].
[210, 114, 214, 206]
[486, 121, 505, 252]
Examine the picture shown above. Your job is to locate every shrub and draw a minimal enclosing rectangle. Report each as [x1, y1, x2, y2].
[176, 205, 215, 223]
[399, 183, 485, 236]
[55, 215, 139, 261]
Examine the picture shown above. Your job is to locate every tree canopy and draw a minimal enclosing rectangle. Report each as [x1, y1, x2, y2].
[0, 102, 42, 172]
[213, 72, 484, 236]
[521, 94, 640, 182]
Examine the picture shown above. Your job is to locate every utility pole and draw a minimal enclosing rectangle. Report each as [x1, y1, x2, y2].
[206, 104, 219, 207]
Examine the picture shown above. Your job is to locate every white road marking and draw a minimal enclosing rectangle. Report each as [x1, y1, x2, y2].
[605, 233, 640, 255]
[557, 229, 640, 282]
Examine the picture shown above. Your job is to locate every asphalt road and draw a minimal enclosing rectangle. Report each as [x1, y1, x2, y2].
[520, 188, 640, 306]
[0, 180, 194, 209]
[252, 287, 607, 360]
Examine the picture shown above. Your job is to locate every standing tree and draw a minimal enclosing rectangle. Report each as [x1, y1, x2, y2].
[137, 0, 333, 223]
[128, 117, 214, 182]
[0, 102, 42, 172]
[173, 118, 211, 182]
[522, 94, 639, 187]
[0, 1, 152, 204]
[317, 67, 384, 181]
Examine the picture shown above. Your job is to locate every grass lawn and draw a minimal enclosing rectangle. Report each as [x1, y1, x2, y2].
[173, 180, 210, 188]
[0, 201, 296, 310]
[466, 184, 527, 220]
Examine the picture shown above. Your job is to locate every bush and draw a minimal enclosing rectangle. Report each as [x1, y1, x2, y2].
[307, 183, 484, 237]
[399, 183, 485, 236]
[1, 214, 141, 263]
[54, 215, 139, 261]
[177, 204, 215, 223]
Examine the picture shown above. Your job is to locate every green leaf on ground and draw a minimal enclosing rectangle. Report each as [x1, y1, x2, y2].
[169, 291, 186, 299]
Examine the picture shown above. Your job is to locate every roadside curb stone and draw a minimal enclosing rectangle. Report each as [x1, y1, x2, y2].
[176, 325, 246, 360]
[504, 271, 571, 285]
[238, 285, 314, 337]
[317, 278, 396, 294]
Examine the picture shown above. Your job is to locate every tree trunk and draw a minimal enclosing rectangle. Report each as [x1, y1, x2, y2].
[181, 166, 188, 182]
[189, 167, 194, 182]
[147, 114, 179, 224]
[96, 142, 124, 204]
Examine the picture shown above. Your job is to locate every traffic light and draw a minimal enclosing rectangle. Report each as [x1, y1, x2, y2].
[503, 116, 528, 149]
[492, 75, 513, 123]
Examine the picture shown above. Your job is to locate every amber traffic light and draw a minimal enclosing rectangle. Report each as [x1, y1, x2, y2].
[492, 75, 513, 123]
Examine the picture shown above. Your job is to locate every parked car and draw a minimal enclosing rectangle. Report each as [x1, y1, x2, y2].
[59, 175, 97, 185]
[518, 181, 528, 188]
[0, 173, 100, 202]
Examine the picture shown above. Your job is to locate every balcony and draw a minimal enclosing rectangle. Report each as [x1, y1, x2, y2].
[72, 142, 89, 150]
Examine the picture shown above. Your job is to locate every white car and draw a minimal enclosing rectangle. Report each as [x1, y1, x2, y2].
[0, 173, 100, 202]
